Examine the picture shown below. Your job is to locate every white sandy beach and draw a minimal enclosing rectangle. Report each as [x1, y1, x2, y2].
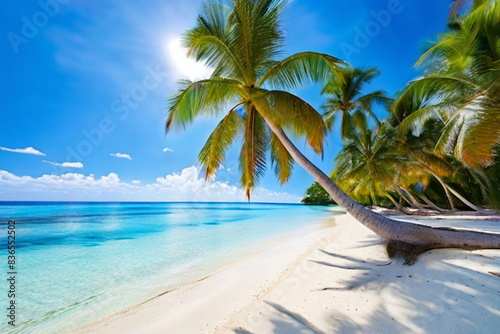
[83, 213, 500, 334]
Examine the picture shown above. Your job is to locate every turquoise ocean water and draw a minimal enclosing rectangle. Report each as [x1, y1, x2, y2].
[0, 202, 338, 334]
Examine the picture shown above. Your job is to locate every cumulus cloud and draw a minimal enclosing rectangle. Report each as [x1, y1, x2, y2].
[0, 146, 45, 156]
[110, 153, 132, 160]
[43, 161, 84, 168]
[0, 166, 301, 203]
[163, 147, 174, 153]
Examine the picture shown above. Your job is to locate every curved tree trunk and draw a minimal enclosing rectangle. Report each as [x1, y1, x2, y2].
[262, 119, 500, 256]
[395, 187, 416, 208]
[429, 171, 456, 210]
[385, 194, 423, 216]
[445, 184, 484, 212]
[399, 186, 426, 210]
[385, 193, 404, 211]
[420, 195, 448, 212]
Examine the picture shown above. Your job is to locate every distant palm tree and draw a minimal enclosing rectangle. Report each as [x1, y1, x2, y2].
[333, 112, 400, 206]
[167, 0, 500, 261]
[322, 67, 392, 138]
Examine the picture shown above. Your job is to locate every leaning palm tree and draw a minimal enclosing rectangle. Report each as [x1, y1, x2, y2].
[167, 0, 500, 262]
[322, 67, 392, 138]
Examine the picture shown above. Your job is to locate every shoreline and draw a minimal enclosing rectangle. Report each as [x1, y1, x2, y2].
[80, 212, 500, 333]
[77, 215, 339, 334]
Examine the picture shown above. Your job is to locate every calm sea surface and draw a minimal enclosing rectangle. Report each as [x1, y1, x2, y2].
[0, 202, 339, 333]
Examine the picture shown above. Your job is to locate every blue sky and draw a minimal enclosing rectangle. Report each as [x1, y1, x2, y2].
[0, 0, 449, 202]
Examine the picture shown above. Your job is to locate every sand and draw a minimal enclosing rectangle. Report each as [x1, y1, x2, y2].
[84, 213, 500, 334]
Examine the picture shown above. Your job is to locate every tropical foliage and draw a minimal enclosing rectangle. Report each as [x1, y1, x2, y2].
[166, 0, 343, 199]
[305, 1, 500, 211]
[322, 67, 391, 138]
[170, 0, 500, 257]
[301, 181, 335, 205]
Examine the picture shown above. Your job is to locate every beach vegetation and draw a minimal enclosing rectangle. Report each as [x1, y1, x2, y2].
[168, 0, 500, 263]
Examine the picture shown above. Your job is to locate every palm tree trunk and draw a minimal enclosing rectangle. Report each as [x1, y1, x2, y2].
[427, 169, 481, 211]
[385, 194, 417, 215]
[395, 187, 416, 208]
[262, 119, 500, 252]
[399, 186, 426, 210]
[385, 193, 404, 210]
[420, 195, 447, 212]
[429, 171, 455, 210]
[445, 184, 484, 212]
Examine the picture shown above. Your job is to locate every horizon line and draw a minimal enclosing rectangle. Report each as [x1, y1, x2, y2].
[0, 200, 317, 206]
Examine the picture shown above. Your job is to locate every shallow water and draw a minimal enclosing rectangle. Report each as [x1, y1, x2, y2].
[0, 202, 339, 334]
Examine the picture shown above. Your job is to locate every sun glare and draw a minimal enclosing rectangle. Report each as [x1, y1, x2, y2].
[166, 37, 212, 81]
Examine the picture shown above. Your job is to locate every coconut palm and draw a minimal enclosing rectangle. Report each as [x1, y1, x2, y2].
[333, 112, 400, 206]
[394, 1, 500, 168]
[322, 67, 392, 138]
[393, 98, 488, 211]
[167, 0, 500, 262]
[167, 0, 343, 199]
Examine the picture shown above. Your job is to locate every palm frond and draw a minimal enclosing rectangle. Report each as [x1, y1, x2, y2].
[199, 108, 244, 179]
[239, 105, 268, 199]
[357, 90, 393, 123]
[166, 78, 244, 131]
[270, 133, 294, 184]
[396, 104, 444, 137]
[184, 1, 245, 80]
[251, 89, 327, 155]
[257, 52, 345, 89]
[228, 0, 286, 83]
[456, 87, 500, 166]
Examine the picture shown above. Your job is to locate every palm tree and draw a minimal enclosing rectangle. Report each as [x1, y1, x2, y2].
[395, 1, 500, 168]
[332, 112, 400, 206]
[167, 0, 500, 262]
[393, 102, 488, 211]
[322, 67, 392, 138]
[394, 120, 462, 211]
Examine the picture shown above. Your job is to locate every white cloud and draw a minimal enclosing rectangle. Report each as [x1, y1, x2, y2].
[43, 161, 84, 168]
[0, 146, 45, 156]
[0, 166, 301, 203]
[163, 147, 174, 153]
[165, 37, 212, 81]
[110, 153, 132, 160]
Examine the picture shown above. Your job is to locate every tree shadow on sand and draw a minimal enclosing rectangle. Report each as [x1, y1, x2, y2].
[234, 237, 499, 334]
[312, 247, 500, 333]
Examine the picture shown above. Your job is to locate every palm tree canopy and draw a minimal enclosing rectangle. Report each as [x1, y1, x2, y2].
[322, 67, 392, 138]
[166, 0, 344, 198]
[333, 112, 401, 202]
[393, 1, 500, 167]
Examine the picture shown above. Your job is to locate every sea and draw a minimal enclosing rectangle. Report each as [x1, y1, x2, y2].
[0, 202, 339, 334]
